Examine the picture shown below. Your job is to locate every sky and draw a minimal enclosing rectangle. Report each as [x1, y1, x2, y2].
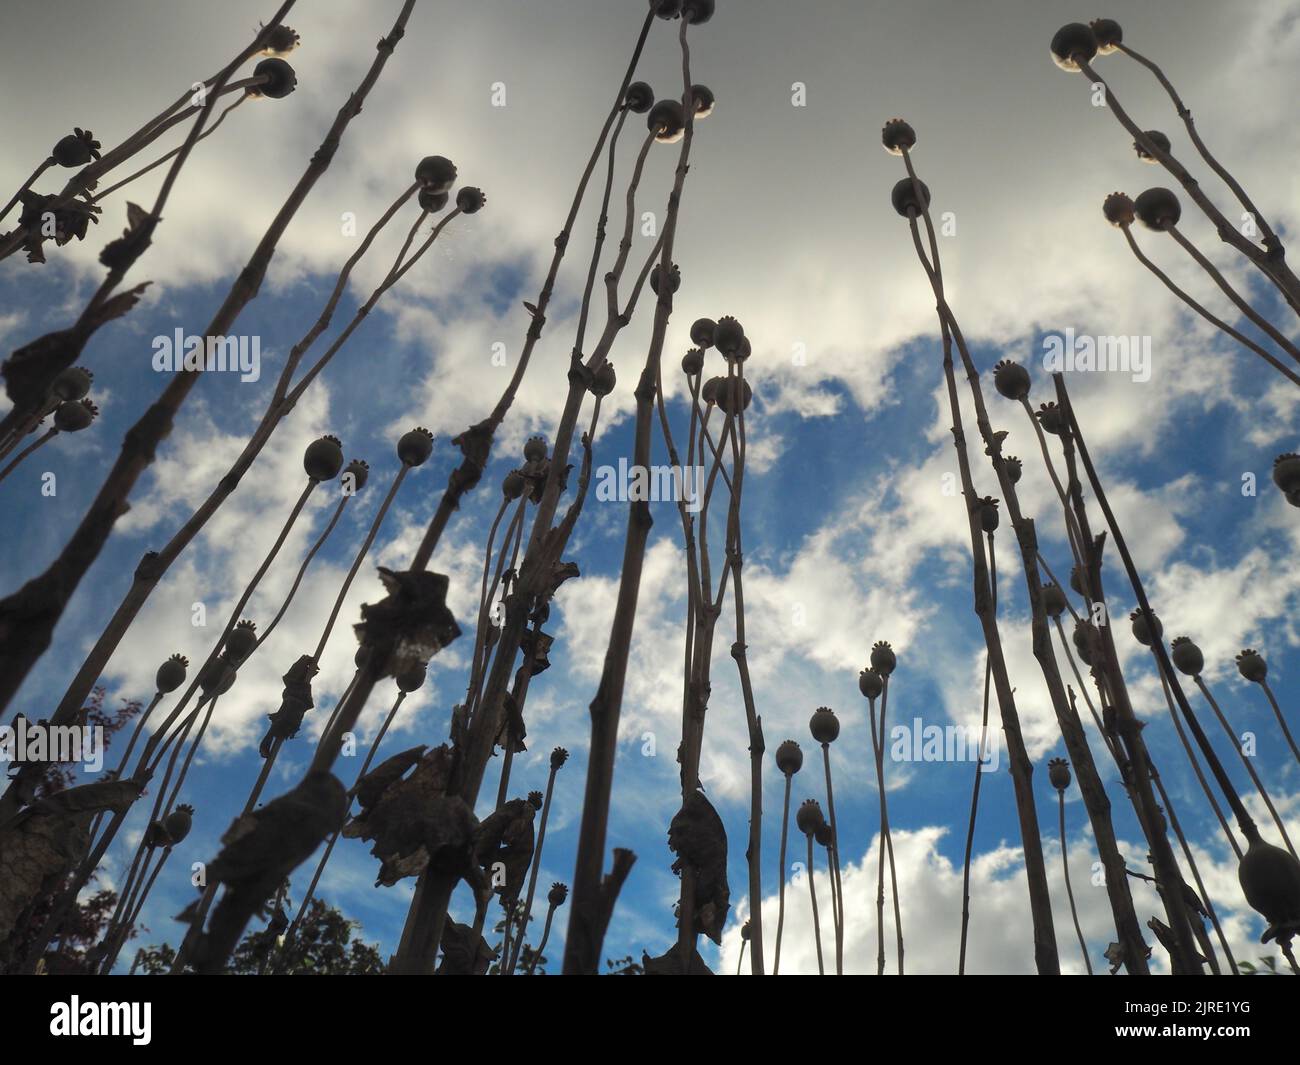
[2, 0, 1299, 975]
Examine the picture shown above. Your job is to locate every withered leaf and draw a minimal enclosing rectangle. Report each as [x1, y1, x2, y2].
[668, 788, 730, 945]
[354, 568, 461, 678]
[343, 745, 477, 886]
[642, 943, 714, 975]
[473, 798, 536, 901]
[437, 919, 495, 975]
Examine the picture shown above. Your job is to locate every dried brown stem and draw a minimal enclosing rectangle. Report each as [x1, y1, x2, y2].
[1119, 225, 1300, 387]
[0, 0, 420, 734]
[901, 199, 1059, 973]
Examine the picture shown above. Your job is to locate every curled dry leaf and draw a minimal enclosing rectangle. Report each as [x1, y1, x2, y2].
[493, 691, 527, 754]
[668, 788, 730, 944]
[473, 797, 537, 902]
[519, 628, 555, 676]
[2, 282, 149, 413]
[641, 942, 714, 975]
[343, 744, 477, 887]
[437, 919, 495, 975]
[353, 568, 462, 679]
[187, 769, 347, 971]
[258, 654, 317, 757]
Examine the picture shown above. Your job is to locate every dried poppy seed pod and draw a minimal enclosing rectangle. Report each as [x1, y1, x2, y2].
[395, 661, 427, 692]
[51, 128, 101, 167]
[303, 435, 345, 481]
[993, 359, 1030, 401]
[1005, 454, 1023, 484]
[224, 619, 258, 664]
[858, 668, 883, 700]
[648, 99, 686, 143]
[815, 821, 834, 848]
[1091, 18, 1123, 53]
[740, 920, 751, 942]
[715, 378, 753, 415]
[1042, 582, 1067, 619]
[548, 881, 569, 907]
[796, 798, 825, 837]
[550, 746, 569, 770]
[690, 84, 715, 118]
[415, 155, 457, 193]
[250, 57, 297, 99]
[524, 436, 548, 463]
[649, 0, 682, 18]
[1135, 187, 1181, 231]
[1236, 648, 1267, 683]
[1072, 619, 1098, 667]
[1048, 757, 1071, 791]
[418, 188, 450, 213]
[52, 366, 93, 401]
[502, 469, 527, 500]
[591, 361, 617, 397]
[978, 495, 1000, 533]
[1050, 22, 1098, 71]
[690, 318, 716, 348]
[870, 640, 896, 676]
[712, 316, 745, 358]
[1237, 836, 1300, 941]
[397, 427, 434, 467]
[1129, 608, 1162, 647]
[1103, 191, 1136, 228]
[624, 81, 655, 114]
[155, 653, 189, 694]
[1272, 453, 1300, 495]
[197, 657, 228, 694]
[260, 23, 300, 55]
[527, 790, 544, 810]
[342, 458, 369, 494]
[734, 336, 752, 362]
[1134, 130, 1171, 163]
[1069, 564, 1087, 597]
[810, 706, 839, 745]
[890, 176, 931, 217]
[163, 803, 194, 844]
[1036, 401, 1065, 436]
[701, 376, 721, 406]
[1170, 636, 1204, 677]
[681, 348, 705, 376]
[881, 117, 917, 156]
[682, 0, 715, 23]
[650, 262, 681, 295]
[775, 739, 803, 776]
[54, 398, 97, 432]
[456, 187, 487, 214]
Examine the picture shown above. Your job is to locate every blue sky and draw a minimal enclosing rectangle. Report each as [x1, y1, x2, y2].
[2, 0, 1299, 974]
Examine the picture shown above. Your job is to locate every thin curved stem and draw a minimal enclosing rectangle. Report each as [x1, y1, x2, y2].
[0, 156, 53, 223]
[1194, 675, 1297, 858]
[1057, 788, 1092, 974]
[0, 428, 57, 485]
[880, 676, 903, 975]
[1119, 226, 1300, 387]
[806, 833, 824, 976]
[1165, 227, 1300, 365]
[958, 531, 997, 975]
[256, 495, 349, 648]
[1258, 679, 1300, 766]
[773, 773, 792, 975]
[89, 95, 249, 205]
